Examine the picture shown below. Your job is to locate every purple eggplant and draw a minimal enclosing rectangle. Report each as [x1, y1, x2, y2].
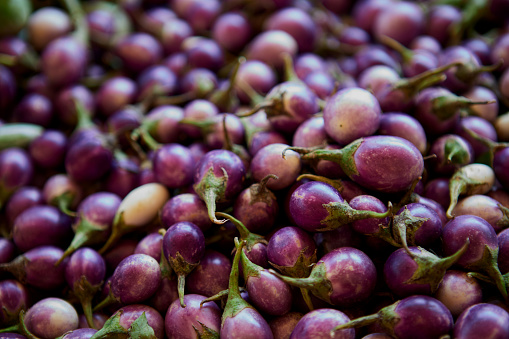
[187, 249, 231, 297]
[91, 304, 164, 339]
[0, 280, 28, 326]
[0, 148, 33, 209]
[23, 298, 79, 339]
[160, 193, 212, 232]
[42, 174, 82, 216]
[270, 246, 377, 307]
[59, 328, 97, 339]
[269, 312, 303, 339]
[165, 294, 221, 338]
[65, 248, 106, 329]
[134, 232, 162, 261]
[434, 270, 483, 318]
[163, 221, 205, 307]
[454, 303, 509, 338]
[290, 308, 354, 339]
[93, 254, 161, 311]
[5, 186, 43, 226]
[288, 135, 423, 193]
[193, 149, 246, 224]
[332, 295, 453, 339]
[452, 194, 509, 233]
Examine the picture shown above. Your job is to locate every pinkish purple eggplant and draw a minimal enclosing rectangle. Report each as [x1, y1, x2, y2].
[434, 270, 483, 318]
[22, 298, 79, 339]
[162, 221, 205, 307]
[160, 193, 212, 232]
[165, 294, 221, 339]
[0, 148, 33, 209]
[187, 249, 231, 297]
[0, 279, 28, 326]
[291, 308, 354, 339]
[93, 253, 161, 311]
[193, 149, 246, 224]
[453, 303, 509, 338]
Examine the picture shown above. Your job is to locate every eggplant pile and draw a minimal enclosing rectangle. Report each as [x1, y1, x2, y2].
[1, 0, 509, 338]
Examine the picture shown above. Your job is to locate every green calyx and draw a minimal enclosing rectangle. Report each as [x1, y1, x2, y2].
[297, 174, 344, 193]
[269, 247, 317, 279]
[73, 275, 103, 329]
[221, 238, 252, 325]
[404, 240, 469, 293]
[89, 311, 157, 339]
[167, 251, 200, 308]
[98, 211, 131, 254]
[391, 207, 429, 249]
[247, 174, 278, 206]
[269, 261, 332, 304]
[444, 137, 471, 167]
[194, 168, 229, 224]
[319, 201, 392, 232]
[432, 93, 495, 121]
[446, 169, 484, 218]
[192, 321, 220, 339]
[215, 212, 267, 251]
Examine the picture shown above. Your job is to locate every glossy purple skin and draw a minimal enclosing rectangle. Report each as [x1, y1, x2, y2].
[414, 87, 460, 135]
[96, 77, 137, 117]
[269, 312, 303, 339]
[110, 254, 161, 304]
[434, 270, 483, 318]
[153, 144, 194, 189]
[187, 249, 231, 297]
[13, 205, 72, 252]
[205, 113, 245, 149]
[54, 85, 95, 126]
[384, 247, 432, 297]
[0, 37, 28, 73]
[212, 12, 251, 52]
[24, 298, 79, 339]
[348, 135, 424, 193]
[41, 36, 87, 88]
[0, 279, 28, 325]
[391, 295, 453, 339]
[221, 307, 273, 339]
[165, 294, 220, 338]
[378, 113, 427, 154]
[251, 143, 301, 191]
[325, 87, 382, 145]
[0, 238, 15, 264]
[455, 116, 497, 158]
[233, 183, 279, 234]
[320, 247, 377, 306]
[0, 148, 33, 192]
[424, 178, 450, 210]
[454, 303, 509, 339]
[290, 308, 353, 339]
[106, 108, 142, 139]
[140, 7, 176, 35]
[439, 46, 482, 93]
[184, 0, 220, 33]
[29, 130, 67, 169]
[492, 33, 509, 70]
[65, 136, 113, 182]
[86, 9, 115, 44]
[267, 226, 316, 268]
[303, 71, 335, 100]
[249, 131, 287, 157]
[78, 313, 108, 329]
[246, 267, 292, 315]
[23, 246, 69, 290]
[65, 248, 106, 288]
[104, 157, 139, 199]
[115, 33, 162, 74]
[77, 192, 120, 229]
[134, 233, 162, 261]
[234, 60, 276, 103]
[401, 49, 438, 78]
[349, 195, 389, 234]
[180, 68, 218, 97]
[426, 5, 461, 45]
[0, 65, 16, 110]
[160, 193, 211, 232]
[5, 186, 43, 224]
[61, 328, 97, 339]
[289, 181, 343, 232]
[13, 93, 53, 127]
[314, 225, 360, 255]
[265, 7, 317, 53]
[398, 203, 442, 247]
[498, 229, 509, 274]
[463, 86, 499, 122]
[246, 30, 298, 69]
[266, 81, 319, 134]
[410, 35, 442, 55]
[137, 65, 177, 98]
[184, 38, 224, 71]
[161, 18, 193, 55]
[373, 1, 424, 46]
[145, 105, 184, 144]
[181, 99, 219, 139]
[116, 304, 164, 339]
[163, 221, 205, 267]
[103, 239, 137, 272]
[494, 148, 509, 190]
[453, 195, 509, 233]
[148, 277, 178, 314]
[442, 215, 498, 268]
[194, 149, 246, 200]
[353, 0, 394, 33]
[292, 116, 327, 148]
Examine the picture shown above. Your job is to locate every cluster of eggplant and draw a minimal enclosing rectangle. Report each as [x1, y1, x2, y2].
[1, 0, 509, 338]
